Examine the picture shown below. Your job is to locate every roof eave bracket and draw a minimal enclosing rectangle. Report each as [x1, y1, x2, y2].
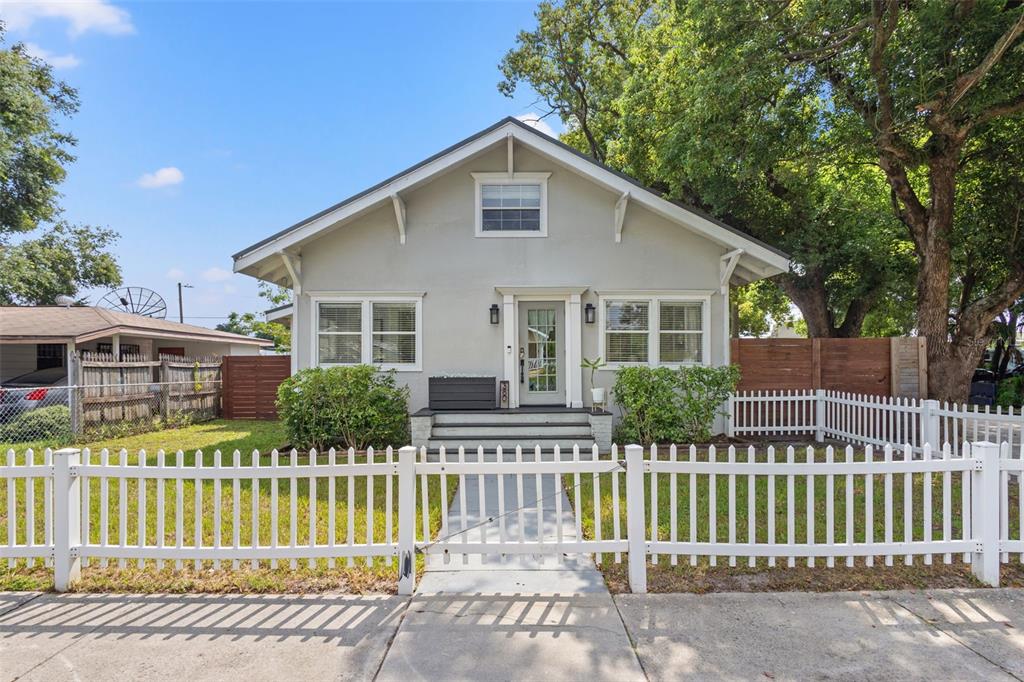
[391, 193, 406, 245]
[614, 192, 629, 243]
[279, 251, 303, 296]
[720, 248, 744, 293]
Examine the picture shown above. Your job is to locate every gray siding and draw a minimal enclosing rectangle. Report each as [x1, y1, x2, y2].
[293, 143, 730, 410]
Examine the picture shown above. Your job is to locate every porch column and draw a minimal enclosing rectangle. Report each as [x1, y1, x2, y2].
[567, 294, 583, 408]
[502, 294, 516, 407]
[110, 333, 121, 360]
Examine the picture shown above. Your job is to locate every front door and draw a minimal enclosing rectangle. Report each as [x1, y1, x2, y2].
[518, 302, 565, 405]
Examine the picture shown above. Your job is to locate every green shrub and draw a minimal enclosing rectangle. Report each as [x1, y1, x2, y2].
[612, 364, 741, 445]
[996, 376, 1023, 408]
[276, 365, 409, 451]
[1, 405, 73, 445]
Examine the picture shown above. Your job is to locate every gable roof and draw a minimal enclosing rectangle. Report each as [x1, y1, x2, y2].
[233, 117, 790, 283]
[0, 306, 270, 346]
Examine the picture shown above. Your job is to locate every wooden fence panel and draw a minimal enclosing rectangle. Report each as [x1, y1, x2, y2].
[222, 355, 291, 420]
[732, 337, 927, 398]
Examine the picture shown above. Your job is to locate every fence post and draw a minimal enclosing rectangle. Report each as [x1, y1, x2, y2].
[53, 448, 82, 591]
[815, 389, 826, 442]
[624, 444, 647, 594]
[921, 399, 940, 450]
[397, 445, 417, 596]
[726, 395, 735, 438]
[970, 441, 1000, 587]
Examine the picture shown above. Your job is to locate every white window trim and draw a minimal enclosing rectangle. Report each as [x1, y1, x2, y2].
[598, 292, 711, 370]
[312, 294, 423, 372]
[472, 172, 550, 238]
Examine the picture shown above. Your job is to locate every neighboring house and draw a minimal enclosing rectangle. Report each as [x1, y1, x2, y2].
[0, 306, 268, 382]
[233, 117, 789, 448]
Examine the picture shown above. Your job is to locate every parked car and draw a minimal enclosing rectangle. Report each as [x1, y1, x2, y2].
[0, 367, 69, 422]
[972, 367, 996, 383]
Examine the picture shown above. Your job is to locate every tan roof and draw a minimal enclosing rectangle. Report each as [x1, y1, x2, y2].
[0, 306, 268, 346]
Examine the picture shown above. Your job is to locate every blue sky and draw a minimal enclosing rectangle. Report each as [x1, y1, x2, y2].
[1, 1, 558, 325]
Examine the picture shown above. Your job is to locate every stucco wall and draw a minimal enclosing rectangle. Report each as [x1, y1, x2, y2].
[292, 142, 731, 411]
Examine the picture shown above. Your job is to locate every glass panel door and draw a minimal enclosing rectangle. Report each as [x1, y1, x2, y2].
[519, 302, 564, 405]
[527, 308, 557, 393]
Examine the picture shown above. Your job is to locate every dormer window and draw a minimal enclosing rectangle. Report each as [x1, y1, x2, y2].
[473, 172, 550, 237]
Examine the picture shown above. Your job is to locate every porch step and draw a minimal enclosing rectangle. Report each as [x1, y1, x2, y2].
[432, 424, 592, 438]
[427, 438, 597, 452]
[431, 410, 593, 426]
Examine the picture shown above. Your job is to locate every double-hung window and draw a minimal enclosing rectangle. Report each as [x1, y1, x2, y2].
[316, 297, 422, 370]
[473, 172, 550, 237]
[601, 294, 709, 367]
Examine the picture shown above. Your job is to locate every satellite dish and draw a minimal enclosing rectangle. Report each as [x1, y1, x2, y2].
[55, 295, 76, 308]
[98, 287, 168, 319]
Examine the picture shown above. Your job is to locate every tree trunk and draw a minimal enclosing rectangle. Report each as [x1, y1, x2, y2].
[777, 275, 867, 338]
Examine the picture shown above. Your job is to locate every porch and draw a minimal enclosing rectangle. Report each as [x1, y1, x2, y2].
[410, 405, 613, 452]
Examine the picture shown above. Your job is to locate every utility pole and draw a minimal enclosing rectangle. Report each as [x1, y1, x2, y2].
[177, 282, 193, 323]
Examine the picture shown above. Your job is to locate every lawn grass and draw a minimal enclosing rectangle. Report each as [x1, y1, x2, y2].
[1, 418, 289, 456]
[0, 420, 453, 593]
[567, 443, 1023, 592]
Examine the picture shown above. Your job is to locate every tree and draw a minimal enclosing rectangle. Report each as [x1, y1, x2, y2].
[731, 280, 795, 337]
[0, 24, 79, 236]
[674, 1, 1024, 401]
[0, 222, 121, 305]
[499, 0, 914, 340]
[217, 282, 292, 352]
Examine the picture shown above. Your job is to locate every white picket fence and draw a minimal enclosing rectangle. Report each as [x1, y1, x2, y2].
[1, 440, 1022, 594]
[729, 389, 1024, 456]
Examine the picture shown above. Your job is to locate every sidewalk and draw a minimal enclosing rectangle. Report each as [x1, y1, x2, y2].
[377, 468, 645, 681]
[2, 588, 1023, 680]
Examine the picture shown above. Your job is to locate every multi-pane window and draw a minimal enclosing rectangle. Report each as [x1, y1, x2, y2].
[317, 299, 420, 369]
[481, 184, 541, 231]
[602, 297, 707, 366]
[318, 302, 362, 364]
[659, 302, 703, 364]
[604, 301, 649, 363]
[36, 343, 65, 370]
[372, 303, 417, 364]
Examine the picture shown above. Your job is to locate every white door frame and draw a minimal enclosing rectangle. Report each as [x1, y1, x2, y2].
[496, 286, 586, 408]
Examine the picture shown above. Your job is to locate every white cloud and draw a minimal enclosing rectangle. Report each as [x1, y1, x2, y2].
[165, 267, 186, 280]
[515, 113, 556, 138]
[202, 267, 233, 283]
[222, 283, 238, 295]
[137, 166, 184, 189]
[23, 42, 81, 69]
[1, 0, 135, 37]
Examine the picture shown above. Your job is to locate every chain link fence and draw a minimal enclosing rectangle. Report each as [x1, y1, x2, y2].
[0, 380, 223, 450]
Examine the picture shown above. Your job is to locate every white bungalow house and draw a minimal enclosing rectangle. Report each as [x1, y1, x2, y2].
[233, 117, 790, 449]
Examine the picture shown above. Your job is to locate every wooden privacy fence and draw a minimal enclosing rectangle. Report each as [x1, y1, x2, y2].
[731, 337, 927, 397]
[222, 355, 291, 420]
[1, 440, 1020, 593]
[69, 352, 222, 432]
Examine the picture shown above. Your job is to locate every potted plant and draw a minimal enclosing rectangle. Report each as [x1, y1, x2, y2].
[581, 357, 608, 408]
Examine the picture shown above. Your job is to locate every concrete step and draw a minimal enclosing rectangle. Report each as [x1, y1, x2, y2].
[427, 438, 597, 452]
[431, 424, 592, 438]
[432, 411, 593, 426]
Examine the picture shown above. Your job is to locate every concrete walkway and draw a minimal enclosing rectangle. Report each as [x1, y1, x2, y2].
[3, 589, 1024, 680]
[377, 468, 647, 680]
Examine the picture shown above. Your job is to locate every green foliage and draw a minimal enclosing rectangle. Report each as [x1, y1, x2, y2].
[0, 27, 79, 236]
[0, 405, 72, 445]
[732, 281, 796, 337]
[276, 366, 409, 451]
[612, 364, 740, 444]
[218, 282, 293, 352]
[581, 356, 607, 385]
[0, 222, 122, 305]
[996, 377, 1023, 409]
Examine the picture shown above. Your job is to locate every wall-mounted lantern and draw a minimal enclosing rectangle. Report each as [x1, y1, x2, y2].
[584, 303, 596, 324]
[489, 304, 500, 325]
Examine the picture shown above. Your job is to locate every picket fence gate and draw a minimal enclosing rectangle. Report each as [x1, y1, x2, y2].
[1, 441, 1021, 595]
